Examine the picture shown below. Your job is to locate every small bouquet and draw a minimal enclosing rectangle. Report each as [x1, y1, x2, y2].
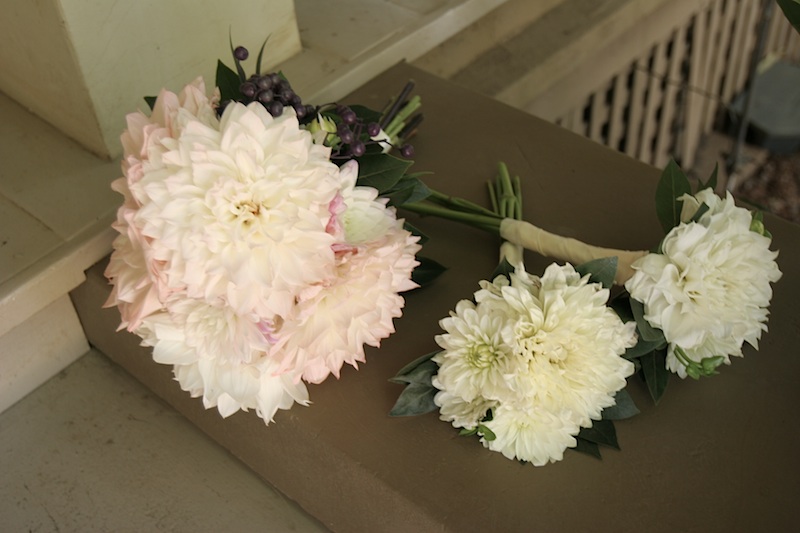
[392, 161, 783, 464]
[104, 41, 431, 425]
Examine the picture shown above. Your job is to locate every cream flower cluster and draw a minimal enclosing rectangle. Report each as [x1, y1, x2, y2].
[625, 189, 782, 378]
[105, 78, 420, 424]
[432, 263, 636, 465]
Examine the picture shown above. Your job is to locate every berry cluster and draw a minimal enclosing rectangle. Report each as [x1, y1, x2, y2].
[233, 46, 315, 120]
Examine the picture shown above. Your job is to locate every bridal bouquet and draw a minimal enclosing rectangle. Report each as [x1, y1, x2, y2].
[392, 161, 782, 465]
[104, 42, 431, 425]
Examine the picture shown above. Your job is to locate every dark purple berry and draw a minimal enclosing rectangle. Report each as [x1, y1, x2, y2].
[304, 105, 316, 117]
[240, 82, 257, 99]
[289, 93, 302, 106]
[337, 123, 354, 144]
[257, 89, 274, 104]
[280, 88, 295, 103]
[341, 109, 357, 125]
[400, 144, 415, 158]
[367, 122, 381, 137]
[257, 76, 273, 90]
[268, 73, 282, 86]
[350, 140, 366, 157]
[293, 104, 307, 118]
[336, 104, 350, 115]
[234, 46, 249, 61]
[267, 100, 284, 117]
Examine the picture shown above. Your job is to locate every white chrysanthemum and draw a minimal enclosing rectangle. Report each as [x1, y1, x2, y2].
[433, 263, 636, 464]
[433, 299, 518, 404]
[482, 404, 580, 466]
[625, 190, 782, 378]
[431, 383, 496, 429]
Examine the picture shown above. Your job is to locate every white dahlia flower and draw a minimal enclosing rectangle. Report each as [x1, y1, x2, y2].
[625, 189, 782, 378]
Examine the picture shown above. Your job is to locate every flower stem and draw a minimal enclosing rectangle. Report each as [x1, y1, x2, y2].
[425, 189, 498, 217]
[402, 201, 502, 233]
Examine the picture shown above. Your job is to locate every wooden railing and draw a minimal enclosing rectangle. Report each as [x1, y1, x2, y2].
[548, 0, 800, 169]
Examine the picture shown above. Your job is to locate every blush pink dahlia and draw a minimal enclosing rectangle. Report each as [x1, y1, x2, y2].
[105, 79, 420, 425]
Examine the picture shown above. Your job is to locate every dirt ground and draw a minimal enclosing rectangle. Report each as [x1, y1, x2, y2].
[735, 150, 800, 224]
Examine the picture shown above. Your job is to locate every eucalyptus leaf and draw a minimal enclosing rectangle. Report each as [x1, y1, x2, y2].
[411, 256, 446, 287]
[355, 153, 412, 193]
[573, 438, 602, 459]
[576, 256, 618, 289]
[389, 382, 438, 416]
[578, 420, 619, 449]
[216, 60, 242, 105]
[640, 348, 670, 404]
[630, 298, 665, 343]
[602, 389, 640, 420]
[655, 159, 692, 233]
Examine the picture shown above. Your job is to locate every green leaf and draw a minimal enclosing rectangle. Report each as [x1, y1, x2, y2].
[216, 60, 242, 104]
[389, 382, 438, 416]
[350, 104, 383, 125]
[388, 359, 438, 386]
[491, 258, 516, 280]
[384, 176, 431, 207]
[699, 163, 718, 192]
[687, 202, 710, 223]
[630, 298, 665, 343]
[625, 336, 666, 359]
[578, 420, 620, 449]
[576, 256, 618, 289]
[255, 36, 270, 75]
[143, 95, 157, 111]
[777, 0, 800, 34]
[609, 293, 634, 323]
[655, 159, 692, 233]
[573, 437, 602, 459]
[478, 424, 497, 442]
[601, 389, 640, 420]
[459, 427, 478, 437]
[389, 351, 439, 384]
[640, 348, 670, 404]
[355, 153, 413, 193]
[411, 256, 446, 287]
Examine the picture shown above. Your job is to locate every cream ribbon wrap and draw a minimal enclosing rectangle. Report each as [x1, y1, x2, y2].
[499, 219, 648, 286]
